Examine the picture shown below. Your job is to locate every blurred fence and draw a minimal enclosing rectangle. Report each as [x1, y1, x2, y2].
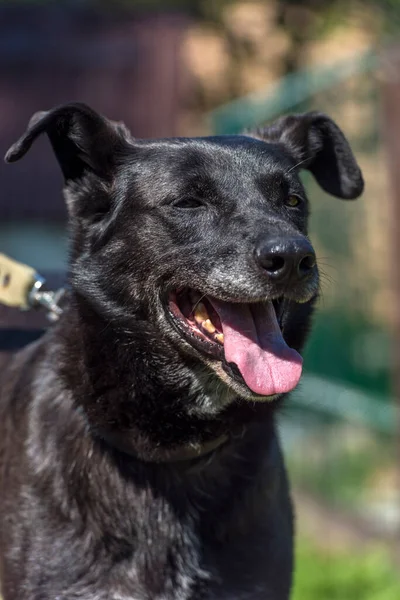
[0, 4, 190, 222]
[0, 3, 191, 332]
[209, 46, 400, 550]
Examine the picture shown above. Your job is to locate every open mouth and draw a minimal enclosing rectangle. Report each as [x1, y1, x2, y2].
[167, 289, 303, 397]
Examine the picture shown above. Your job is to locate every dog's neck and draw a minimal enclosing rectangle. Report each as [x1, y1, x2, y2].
[56, 295, 277, 463]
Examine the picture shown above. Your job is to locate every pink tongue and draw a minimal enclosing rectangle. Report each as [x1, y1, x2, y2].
[209, 299, 302, 396]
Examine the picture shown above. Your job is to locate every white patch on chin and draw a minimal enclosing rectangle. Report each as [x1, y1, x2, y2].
[186, 362, 279, 418]
[186, 364, 235, 416]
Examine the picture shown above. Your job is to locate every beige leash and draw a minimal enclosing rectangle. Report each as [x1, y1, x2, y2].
[0, 253, 64, 321]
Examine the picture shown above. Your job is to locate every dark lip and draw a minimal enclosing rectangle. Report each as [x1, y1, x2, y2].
[165, 298, 224, 360]
[221, 360, 249, 387]
[165, 299, 250, 388]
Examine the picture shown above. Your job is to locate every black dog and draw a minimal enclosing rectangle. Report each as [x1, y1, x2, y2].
[0, 104, 363, 600]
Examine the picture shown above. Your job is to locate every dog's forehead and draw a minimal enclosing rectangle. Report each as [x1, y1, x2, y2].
[131, 135, 295, 186]
[191, 136, 293, 172]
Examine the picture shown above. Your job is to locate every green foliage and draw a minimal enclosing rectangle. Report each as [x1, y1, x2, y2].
[293, 539, 400, 600]
[367, 0, 400, 33]
[303, 309, 391, 397]
[288, 433, 392, 507]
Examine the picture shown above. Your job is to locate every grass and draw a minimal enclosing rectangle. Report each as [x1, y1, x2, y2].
[293, 538, 400, 600]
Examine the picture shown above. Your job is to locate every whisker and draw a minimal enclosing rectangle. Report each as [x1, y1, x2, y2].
[321, 274, 338, 285]
[285, 156, 311, 174]
[317, 286, 326, 309]
[319, 270, 337, 287]
[317, 258, 338, 272]
[190, 293, 208, 318]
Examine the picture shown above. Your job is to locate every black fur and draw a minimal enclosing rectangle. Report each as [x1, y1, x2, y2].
[0, 104, 363, 599]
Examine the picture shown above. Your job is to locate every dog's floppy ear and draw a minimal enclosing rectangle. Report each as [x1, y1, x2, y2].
[4, 102, 131, 184]
[250, 112, 364, 200]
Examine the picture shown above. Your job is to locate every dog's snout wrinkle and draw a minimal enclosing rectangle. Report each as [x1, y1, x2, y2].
[254, 236, 316, 284]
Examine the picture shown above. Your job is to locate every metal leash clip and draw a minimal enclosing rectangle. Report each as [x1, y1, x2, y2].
[0, 253, 65, 322]
[27, 277, 65, 322]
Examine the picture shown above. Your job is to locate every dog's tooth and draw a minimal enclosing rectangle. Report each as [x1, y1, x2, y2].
[215, 332, 224, 344]
[202, 319, 216, 334]
[194, 302, 209, 324]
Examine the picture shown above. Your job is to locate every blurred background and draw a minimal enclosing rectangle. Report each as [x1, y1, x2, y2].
[1, 0, 400, 597]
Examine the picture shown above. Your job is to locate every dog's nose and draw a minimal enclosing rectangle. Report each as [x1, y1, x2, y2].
[254, 237, 316, 282]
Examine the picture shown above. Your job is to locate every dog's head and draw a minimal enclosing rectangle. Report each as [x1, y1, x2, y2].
[5, 104, 363, 419]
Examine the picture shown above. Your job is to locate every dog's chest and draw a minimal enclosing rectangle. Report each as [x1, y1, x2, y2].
[102, 516, 210, 600]
[41, 500, 211, 600]
[61, 507, 281, 600]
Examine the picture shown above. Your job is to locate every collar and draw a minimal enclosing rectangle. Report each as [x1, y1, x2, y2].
[157, 434, 230, 462]
[100, 430, 231, 463]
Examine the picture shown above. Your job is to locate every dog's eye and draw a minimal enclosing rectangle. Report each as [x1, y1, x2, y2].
[286, 195, 301, 208]
[173, 198, 205, 209]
